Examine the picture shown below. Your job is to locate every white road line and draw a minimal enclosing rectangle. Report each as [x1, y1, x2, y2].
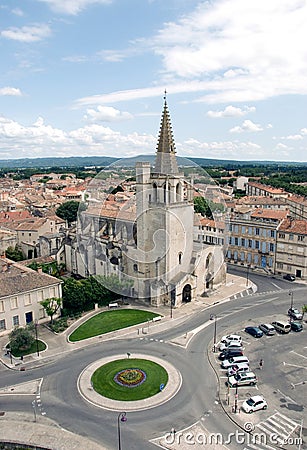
[275, 412, 300, 429]
[271, 282, 282, 290]
[276, 389, 300, 405]
[284, 362, 307, 369]
[290, 351, 307, 360]
[256, 424, 284, 444]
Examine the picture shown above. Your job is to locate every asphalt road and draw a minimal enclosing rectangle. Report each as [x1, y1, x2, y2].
[0, 273, 306, 449]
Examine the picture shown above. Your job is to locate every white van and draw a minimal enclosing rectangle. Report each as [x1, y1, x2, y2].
[228, 371, 257, 388]
[221, 355, 249, 369]
[271, 320, 291, 334]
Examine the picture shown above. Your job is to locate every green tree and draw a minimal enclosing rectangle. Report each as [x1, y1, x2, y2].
[56, 200, 85, 225]
[194, 196, 211, 217]
[40, 297, 62, 323]
[5, 244, 25, 261]
[9, 326, 35, 354]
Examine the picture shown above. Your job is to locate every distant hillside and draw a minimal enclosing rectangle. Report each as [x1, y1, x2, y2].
[0, 155, 306, 170]
[0, 156, 118, 169]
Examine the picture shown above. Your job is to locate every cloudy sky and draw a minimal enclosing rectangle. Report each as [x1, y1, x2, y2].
[1, 0, 307, 162]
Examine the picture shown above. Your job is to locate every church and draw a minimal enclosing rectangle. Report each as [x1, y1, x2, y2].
[64, 97, 226, 308]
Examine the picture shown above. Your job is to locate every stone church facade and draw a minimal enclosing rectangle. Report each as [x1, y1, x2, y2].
[64, 98, 226, 307]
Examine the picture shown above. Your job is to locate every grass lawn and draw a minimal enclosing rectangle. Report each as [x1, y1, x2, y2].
[10, 340, 46, 358]
[91, 358, 168, 401]
[69, 309, 160, 342]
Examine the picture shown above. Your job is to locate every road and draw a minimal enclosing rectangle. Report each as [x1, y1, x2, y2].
[0, 272, 306, 449]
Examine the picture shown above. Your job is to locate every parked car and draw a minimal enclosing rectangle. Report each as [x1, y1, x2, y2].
[221, 356, 249, 369]
[241, 395, 268, 413]
[219, 340, 243, 351]
[227, 363, 250, 377]
[227, 371, 257, 387]
[245, 326, 263, 338]
[288, 307, 303, 320]
[272, 320, 291, 334]
[219, 348, 244, 361]
[290, 322, 303, 332]
[220, 334, 242, 345]
[283, 274, 295, 281]
[259, 323, 276, 335]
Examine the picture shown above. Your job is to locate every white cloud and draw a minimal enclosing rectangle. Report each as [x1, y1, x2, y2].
[0, 87, 23, 96]
[0, 115, 155, 159]
[230, 120, 263, 133]
[11, 8, 24, 16]
[283, 134, 303, 141]
[301, 128, 307, 135]
[1, 24, 51, 42]
[84, 106, 133, 122]
[75, 0, 307, 106]
[207, 105, 255, 118]
[37, 0, 111, 15]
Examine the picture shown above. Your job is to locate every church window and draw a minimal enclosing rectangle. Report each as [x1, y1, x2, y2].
[178, 252, 182, 265]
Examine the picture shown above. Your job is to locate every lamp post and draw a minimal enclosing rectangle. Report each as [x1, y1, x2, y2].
[34, 320, 40, 357]
[210, 314, 218, 352]
[7, 347, 13, 365]
[234, 384, 238, 413]
[117, 412, 127, 450]
[246, 264, 250, 287]
[289, 290, 294, 309]
[32, 400, 37, 422]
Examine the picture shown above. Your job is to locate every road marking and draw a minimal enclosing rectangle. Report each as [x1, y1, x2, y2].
[271, 282, 282, 290]
[283, 362, 307, 370]
[290, 351, 307, 360]
[276, 389, 299, 405]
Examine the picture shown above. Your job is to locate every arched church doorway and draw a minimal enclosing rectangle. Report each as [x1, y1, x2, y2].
[182, 284, 192, 302]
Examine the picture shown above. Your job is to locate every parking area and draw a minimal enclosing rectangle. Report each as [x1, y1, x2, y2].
[212, 313, 306, 446]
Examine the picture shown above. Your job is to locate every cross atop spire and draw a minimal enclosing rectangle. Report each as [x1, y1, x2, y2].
[154, 93, 179, 175]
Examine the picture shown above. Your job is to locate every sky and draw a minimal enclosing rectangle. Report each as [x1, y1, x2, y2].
[1, 0, 307, 163]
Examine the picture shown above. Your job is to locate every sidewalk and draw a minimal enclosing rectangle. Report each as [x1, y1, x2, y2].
[0, 273, 256, 450]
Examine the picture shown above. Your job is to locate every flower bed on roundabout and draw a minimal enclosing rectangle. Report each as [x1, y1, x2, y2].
[91, 358, 168, 401]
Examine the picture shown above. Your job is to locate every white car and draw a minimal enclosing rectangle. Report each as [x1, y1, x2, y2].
[228, 371, 257, 388]
[242, 395, 268, 413]
[219, 340, 243, 351]
[220, 334, 242, 345]
[227, 362, 250, 377]
[221, 356, 249, 369]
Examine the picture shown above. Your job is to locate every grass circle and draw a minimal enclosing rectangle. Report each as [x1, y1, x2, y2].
[91, 358, 168, 401]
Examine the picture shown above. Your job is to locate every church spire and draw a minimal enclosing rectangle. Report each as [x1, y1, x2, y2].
[154, 91, 179, 175]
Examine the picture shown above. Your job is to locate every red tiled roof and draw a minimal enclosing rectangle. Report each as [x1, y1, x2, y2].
[278, 218, 307, 234]
[251, 208, 289, 220]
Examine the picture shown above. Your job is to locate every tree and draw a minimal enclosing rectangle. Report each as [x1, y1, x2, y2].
[5, 244, 25, 261]
[56, 200, 85, 225]
[9, 326, 35, 354]
[40, 297, 62, 323]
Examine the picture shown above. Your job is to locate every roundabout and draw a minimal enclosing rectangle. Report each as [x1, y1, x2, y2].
[77, 353, 182, 411]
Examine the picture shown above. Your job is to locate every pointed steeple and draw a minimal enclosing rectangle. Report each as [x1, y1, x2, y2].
[154, 92, 179, 175]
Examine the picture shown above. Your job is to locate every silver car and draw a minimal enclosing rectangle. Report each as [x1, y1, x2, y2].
[259, 323, 276, 335]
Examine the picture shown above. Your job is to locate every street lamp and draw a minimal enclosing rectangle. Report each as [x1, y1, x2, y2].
[289, 290, 294, 309]
[7, 347, 13, 365]
[32, 400, 37, 422]
[246, 264, 250, 287]
[34, 320, 40, 357]
[234, 384, 239, 413]
[117, 412, 127, 450]
[210, 314, 218, 352]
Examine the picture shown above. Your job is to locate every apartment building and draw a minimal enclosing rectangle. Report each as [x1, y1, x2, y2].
[275, 218, 307, 279]
[226, 208, 289, 271]
[0, 257, 62, 336]
[246, 182, 288, 199]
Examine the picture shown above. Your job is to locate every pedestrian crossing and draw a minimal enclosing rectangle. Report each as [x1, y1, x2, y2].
[243, 412, 300, 450]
